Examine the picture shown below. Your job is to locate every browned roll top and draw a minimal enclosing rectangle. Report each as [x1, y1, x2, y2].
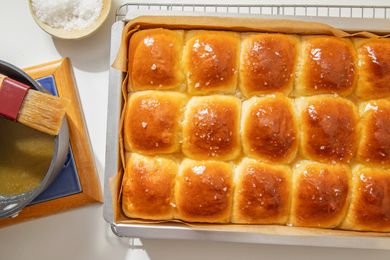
[128, 29, 184, 91]
[174, 159, 233, 223]
[240, 34, 298, 96]
[358, 99, 390, 166]
[184, 31, 239, 94]
[233, 159, 291, 224]
[291, 162, 351, 228]
[342, 167, 390, 232]
[355, 38, 390, 99]
[122, 154, 177, 220]
[242, 95, 298, 163]
[124, 91, 187, 154]
[297, 36, 357, 96]
[183, 95, 241, 160]
[299, 95, 358, 163]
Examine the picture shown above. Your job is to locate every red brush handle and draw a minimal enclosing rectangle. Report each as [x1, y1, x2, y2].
[0, 77, 31, 121]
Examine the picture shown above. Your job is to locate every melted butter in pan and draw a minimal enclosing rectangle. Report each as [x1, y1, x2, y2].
[0, 118, 55, 196]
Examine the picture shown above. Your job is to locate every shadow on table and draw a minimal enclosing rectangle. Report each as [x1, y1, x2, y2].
[138, 238, 389, 260]
[51, 0, 119, 73]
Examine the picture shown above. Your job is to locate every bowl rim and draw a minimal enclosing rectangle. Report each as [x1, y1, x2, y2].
[0, 59, 70, 218]
[28, 0, 112, 40]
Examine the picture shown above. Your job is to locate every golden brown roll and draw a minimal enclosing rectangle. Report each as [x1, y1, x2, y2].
[297, 95, 358, 163]
[295, 36, 357, 97]
[357, 99, 390, 166]
[232, 158, 292, 224]
[174, 159, 233, 223]
[341, 166, 390, 232]
[183, 30, 240, 95]
[242, 95, 298, 163]
[128, 29, 185, 91]
[122, 153, 177, 220]
[182, 95, 241, 160]
[239, 34, 299, 97]
[124, 91, 187, 154]
[355, 38, 390, 99]
[289, 161, 351, 228]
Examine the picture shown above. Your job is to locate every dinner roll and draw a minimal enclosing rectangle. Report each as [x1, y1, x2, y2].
[128, 29, 185, 91]
[174, 159, 233, 223]
[295, 36, 357, 96]
[355, 38, 390, 99]
[239, 33, 299, 97]
[357, 99, 390, 166]
[242, 95, 298, 163]
[297, 95, 358, 163]
[183, 30, 240, 95]
[232, 158, 292, 224]
[182, 95, 241, 160]
[289, 161, 351, 228]
[341, 166, 390, 232]
[122, 153, 177, 220]
[124, 91, 187, 154]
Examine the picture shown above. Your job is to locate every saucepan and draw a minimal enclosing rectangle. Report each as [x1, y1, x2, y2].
[0, 60, 69, 218]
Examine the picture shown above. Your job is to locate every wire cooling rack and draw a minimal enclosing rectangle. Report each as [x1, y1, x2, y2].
[116, 3, 390, 21]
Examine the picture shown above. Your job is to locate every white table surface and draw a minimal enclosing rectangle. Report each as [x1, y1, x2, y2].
[1, 0, 390, 259]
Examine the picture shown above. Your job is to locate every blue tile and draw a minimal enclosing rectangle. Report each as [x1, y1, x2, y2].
[29, 76, 82, 205]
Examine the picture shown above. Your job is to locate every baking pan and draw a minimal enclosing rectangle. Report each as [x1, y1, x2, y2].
[104, 5, 390, 250]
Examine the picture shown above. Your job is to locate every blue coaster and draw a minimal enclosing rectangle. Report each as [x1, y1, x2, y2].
[29, 76, 82, 205]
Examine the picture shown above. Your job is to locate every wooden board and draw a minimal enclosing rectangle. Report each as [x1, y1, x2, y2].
[0, 58, 102, 227]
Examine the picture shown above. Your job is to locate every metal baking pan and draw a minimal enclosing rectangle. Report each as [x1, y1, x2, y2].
[104, 3, 390, 250]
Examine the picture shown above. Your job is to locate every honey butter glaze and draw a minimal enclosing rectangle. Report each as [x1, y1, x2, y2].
[299, 37, 356, 96]
[240, 34, 298, 96]
[122, 154, 177, 220]
[0, 118, 54, 196]
[184, 31, 239, 94]
[243, 95, 298, 163]
[183, 96, 241, 161]
[233, 159, 291, 224]
[347, 167, 390, 231]
[358, 100, 390, 166]
[175, 160, 233, 223]
[291, 162, 350, 228]
[301, 96, 358, 163]
[129, 29, 184, 90]
[124, 91, 187, 154]
[356, 39, 390, 99]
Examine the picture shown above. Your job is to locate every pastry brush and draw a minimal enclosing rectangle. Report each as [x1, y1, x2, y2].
[0, 74, 68, 135]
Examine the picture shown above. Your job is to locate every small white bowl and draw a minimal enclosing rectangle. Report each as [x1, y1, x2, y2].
[29, 0, 111, 40]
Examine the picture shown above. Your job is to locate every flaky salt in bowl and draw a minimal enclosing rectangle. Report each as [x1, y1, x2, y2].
[29, 0, 111, 40]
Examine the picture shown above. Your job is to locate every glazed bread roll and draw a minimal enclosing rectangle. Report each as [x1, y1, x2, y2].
[128, 29, 185, 91]
[124, 91, 187, 154]
[239, 34, 299, 97]
[232, 158, 292, 224]
[122, 153, 177, 220]
[183, 30, 240, 95]
[341, 166, 390, 232]
[290, 161, 351, 228]
[354, 38, 390, 99]
[296, 95, 358, 163]
[182, 95, 241, 161]
[174, 159, 234, 223]
[295, 36, 357, 97]
[241, 95, 298, 164]
[357, 99, 390, 166]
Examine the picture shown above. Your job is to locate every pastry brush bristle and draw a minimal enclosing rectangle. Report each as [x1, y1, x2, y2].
[17, 90, 69, 135]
